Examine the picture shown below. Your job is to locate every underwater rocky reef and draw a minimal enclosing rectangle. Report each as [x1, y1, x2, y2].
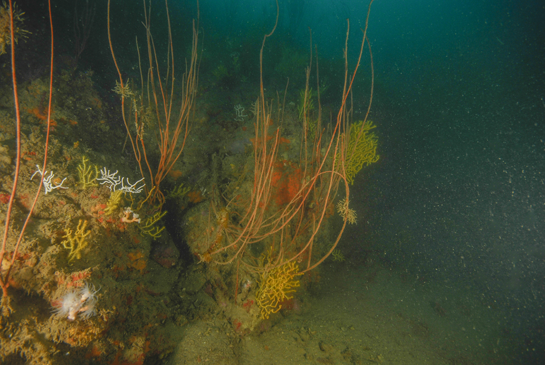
[0, 1, 379, 364]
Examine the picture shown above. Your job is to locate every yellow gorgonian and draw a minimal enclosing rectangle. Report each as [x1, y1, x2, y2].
[0, 2, 30, 55]
[256, 262, 302, 319]
[344, 120, 379, 185]
[337, 197, 357, 224]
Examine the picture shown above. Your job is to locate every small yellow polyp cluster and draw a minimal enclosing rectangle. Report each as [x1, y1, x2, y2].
[62, 220, 91, 261]
[337, 197, 357, 224]
[256, 261, 302, 319]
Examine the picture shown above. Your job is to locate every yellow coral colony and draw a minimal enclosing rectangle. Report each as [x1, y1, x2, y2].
[0, 1, 30, 55]
[62, 220, 91, 261]
[112, 79, 134, 99]
[165, 182, 191, 200]
[139, 210, 167, 238]
[77, 156, 99, 189]
[344, 120, 379, 185]
[337, 197, 357, 224]
[256, 262, 302, 319]
[332, 249, 346, 262]
[104, 190, 123, 216]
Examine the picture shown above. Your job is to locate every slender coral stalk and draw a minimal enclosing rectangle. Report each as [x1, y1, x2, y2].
[0, 0, 55, 315]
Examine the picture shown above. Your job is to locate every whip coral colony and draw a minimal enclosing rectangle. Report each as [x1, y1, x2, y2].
[52, 283, 99, 321]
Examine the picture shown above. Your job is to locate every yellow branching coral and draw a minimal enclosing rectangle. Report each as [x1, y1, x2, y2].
[298, 88, 315, 121]
[165, 182, 191, 200]
[104, 190, 123, 216]
[344, 120, 379, 185]
[77, 156, 99, 189]
[212, 64, 228, 82]
[337, 197, 357, 224]
[332, 249, 345, 262]
[62, 220, 91, 261]
[140, 210, 167, 238]
[112, 79, 134, 99]
[127, 186, 155, 211]
[256, 261, 302, 319]
[0, 1, 30, 55]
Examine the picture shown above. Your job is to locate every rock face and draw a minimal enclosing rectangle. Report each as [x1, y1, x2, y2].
[0, 144, 11, 170]
[151, 239, 180, 268]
